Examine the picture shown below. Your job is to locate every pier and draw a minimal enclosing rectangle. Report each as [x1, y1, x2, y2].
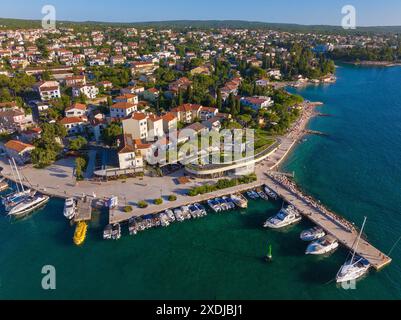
[263, 173, 392, 271]
[74, 196, 93, 222]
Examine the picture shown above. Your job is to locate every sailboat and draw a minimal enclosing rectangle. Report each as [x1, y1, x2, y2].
[2, 158, 33, 210]
[2, 158, 49, 218]
[336, 217, 371, 283]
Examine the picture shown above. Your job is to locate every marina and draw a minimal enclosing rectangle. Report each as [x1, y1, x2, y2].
[105, 171, 391, 273]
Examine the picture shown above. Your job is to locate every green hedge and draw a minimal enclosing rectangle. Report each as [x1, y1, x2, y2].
[188, 174, 257, 197]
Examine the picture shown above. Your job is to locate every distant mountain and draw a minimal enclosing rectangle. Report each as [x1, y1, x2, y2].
[1, 17, 401, 34]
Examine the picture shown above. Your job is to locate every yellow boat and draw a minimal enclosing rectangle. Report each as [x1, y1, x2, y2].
[73, 221, 88, 246]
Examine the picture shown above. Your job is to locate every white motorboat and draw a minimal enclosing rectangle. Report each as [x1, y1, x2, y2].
[336, 217, 371, 283]
[188, 204, 201, 218]
[263, 205, 302, 229]
[63, 198, 77, 220]
[103, 224, 113, 239]
[165, 209, 176, 222]
[207, 199, 221, 213]
[306, 235, 339, 255]
[264, 186, 278, 200]
[8, 193, 49, 218]
[222, 196, 235, 210]
[300, 227, 326, 242]
[256, 188, 269, 201]
[159, 212, 170, 227]
[173, 208, 185, 222]
[181, 206, 192, 220]
[194, 203, 207, 216]
[230, 194, 248, 209]
[216, 198, 229, 211]
[111, 223, 122, 240]
[246, 190, 258, 200]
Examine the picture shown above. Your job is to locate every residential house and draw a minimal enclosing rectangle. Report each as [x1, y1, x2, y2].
[168, 77, 192, 95]
[0, 107, 33, 131]
[147, 114, 164, 139]
[162, 113, 177, 133]
[116, 134, 144, 170]
[2, 140, 35, 164]
[115, 94, 138, 104]
[65, 103, 87, 118]
[110, 55, 126, 66]
[72, 84, 99, 99]
[122, 113, 148, 140]
[59, 116, 87, 135]
[110, 102, 137, 119]
[142, 88, 159, 102]
[34, 81, 61, 101]
[21, 127, 42, 143]
[121, 86, 145, 96]
[171, 104, 202, 124]
[240, 96, 274, 110]
[130, 61, 156, 75]
[65, 75, 86, 87]
[199, 106, 219, 121]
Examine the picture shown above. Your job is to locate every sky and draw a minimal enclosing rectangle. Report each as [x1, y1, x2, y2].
[1, 0, 401, 26]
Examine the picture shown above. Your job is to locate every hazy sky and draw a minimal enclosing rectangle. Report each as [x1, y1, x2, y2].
[1, 0, 401, 26]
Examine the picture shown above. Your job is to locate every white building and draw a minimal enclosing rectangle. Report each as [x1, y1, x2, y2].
[34, 81, 61, 101]
[65, 103, 87, 118]
[122, 113, 148, 140]
[72, 84, 99, 99]
[117, 134, 144, 170]
[110, 102, 138, 119]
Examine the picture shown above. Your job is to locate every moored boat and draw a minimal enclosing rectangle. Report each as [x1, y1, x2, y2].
[264, 185, 278, 200]
[230, 194, 248, 209]
[73, 221, 88, 246]
[336, 217, 371, 283]
[300, 227, 326, 242]
[263, 205, 302, 229]
[8, 193, 49, 218]
[207, 199, 221, 213]
[256, 188, 269, 201]
[306, 235, 339, 255]
[111, 223, 121, 240]
[103, 224, 113, 239]
[64, 198, 77, 220]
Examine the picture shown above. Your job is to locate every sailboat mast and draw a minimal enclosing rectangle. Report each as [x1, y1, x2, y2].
[12, 158, 25, 192]
[351, 216, 367, 264]
[8, 159, 20, 193]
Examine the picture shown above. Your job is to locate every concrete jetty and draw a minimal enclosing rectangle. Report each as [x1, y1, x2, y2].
[74, 196, 93, 222]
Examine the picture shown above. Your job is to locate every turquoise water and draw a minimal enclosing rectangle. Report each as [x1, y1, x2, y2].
[1, 64, 401, 299]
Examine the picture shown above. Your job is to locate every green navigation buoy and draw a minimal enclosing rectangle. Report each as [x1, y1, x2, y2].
[265, 244, 273, 262]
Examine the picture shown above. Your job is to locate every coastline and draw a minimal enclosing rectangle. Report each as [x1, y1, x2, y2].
[342, 60, 401, 67]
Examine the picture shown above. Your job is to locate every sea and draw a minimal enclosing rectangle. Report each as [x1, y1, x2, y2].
[1, 64, 401, 300]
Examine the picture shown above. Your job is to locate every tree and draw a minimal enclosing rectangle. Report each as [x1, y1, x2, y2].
[31, 147, 57, 168]
[69, 136, 88, 151]
[216, 89, 222, 111]
[75, 157, 87, 180]
[102, 123, 123, 146]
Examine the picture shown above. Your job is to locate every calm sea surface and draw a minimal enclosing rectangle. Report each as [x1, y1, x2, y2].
[1, 64, 401, 300]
